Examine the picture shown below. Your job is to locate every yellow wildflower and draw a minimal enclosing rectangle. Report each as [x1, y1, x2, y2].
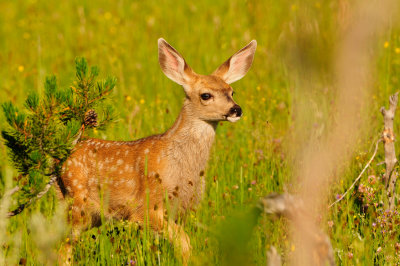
[23, 32, 30, 39]
[384, 42, 389, 48]
[18, 65, 24, 72]
[104, 12, 112, 20]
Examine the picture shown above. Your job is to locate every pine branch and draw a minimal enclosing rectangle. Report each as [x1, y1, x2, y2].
[1, 57, 116, 216]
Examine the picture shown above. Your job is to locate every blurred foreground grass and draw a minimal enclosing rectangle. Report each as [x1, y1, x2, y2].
[1, 0, 400, 264]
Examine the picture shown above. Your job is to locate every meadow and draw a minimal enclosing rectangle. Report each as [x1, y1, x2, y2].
[1, 0, 400, 265]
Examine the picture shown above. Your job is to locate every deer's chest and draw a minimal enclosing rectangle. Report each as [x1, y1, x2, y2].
[161, 167, 206, 210]
[161, 145, 210, 210]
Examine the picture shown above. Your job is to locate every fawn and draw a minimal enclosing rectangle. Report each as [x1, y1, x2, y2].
[59, 38, 257, 261]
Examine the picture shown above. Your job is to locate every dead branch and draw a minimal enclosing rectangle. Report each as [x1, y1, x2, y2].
[71, 126, 84, 146]
[381, 91, 399, 210]
[3, 186, 20, 198]
[6, 174, 58, 218]
[267, 246, 282, 266]
[258, 194, 335, 266]
[329, 138, 381, 208]
[5, 124, 84, 219]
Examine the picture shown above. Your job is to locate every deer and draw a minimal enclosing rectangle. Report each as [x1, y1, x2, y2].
[59, 38, 257, 263]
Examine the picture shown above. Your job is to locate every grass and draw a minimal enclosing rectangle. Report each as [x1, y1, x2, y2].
[0, 0, 400, 265]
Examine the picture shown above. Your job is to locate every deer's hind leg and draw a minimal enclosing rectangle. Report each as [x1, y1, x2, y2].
[58, 192, 101, 265]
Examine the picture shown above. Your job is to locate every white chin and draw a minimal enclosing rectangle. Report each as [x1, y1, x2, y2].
[227, 116, 241, 123]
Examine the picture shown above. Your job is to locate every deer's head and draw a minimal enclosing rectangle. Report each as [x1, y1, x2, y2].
[158, 38, 257, 123]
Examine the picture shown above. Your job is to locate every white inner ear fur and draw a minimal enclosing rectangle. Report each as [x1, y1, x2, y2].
[217, 40, 257, 84]
[158, 38, 191, 86]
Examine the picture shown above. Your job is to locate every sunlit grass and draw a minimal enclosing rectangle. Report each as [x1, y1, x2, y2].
[0, 0, 400, 265]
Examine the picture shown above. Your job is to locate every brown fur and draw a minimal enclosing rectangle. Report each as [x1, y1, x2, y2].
[59, 38, 256, 262]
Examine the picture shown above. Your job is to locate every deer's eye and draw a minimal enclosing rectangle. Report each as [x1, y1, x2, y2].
[201, 93, 212, 100]
[232, 91, 235, 96]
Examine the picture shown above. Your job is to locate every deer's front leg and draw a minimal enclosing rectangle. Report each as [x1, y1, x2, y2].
[150, 208, 191, 264]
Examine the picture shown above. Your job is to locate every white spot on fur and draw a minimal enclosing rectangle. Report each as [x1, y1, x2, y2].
[135, 157, 141, 171]
[117, 159, 123, 166]
[73, 179, 78, 186]
[126, 179, 136, 187]
[67, 160, 72, 166]
[110, 166, 117, 172]
[68, 172, 73, 178]
[116, 151, 120, 156]
[125, 150, 129, 156]
[144, 149, 149, 154]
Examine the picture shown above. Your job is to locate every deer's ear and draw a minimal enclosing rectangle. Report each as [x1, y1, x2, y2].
[213, 40, 257, 84]
[158, 38, 196, 86]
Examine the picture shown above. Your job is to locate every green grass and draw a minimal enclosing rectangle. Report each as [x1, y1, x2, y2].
[1, 0, 400, 265]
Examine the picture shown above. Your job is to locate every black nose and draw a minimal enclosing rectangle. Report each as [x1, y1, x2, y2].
[229, 105, 242, 117]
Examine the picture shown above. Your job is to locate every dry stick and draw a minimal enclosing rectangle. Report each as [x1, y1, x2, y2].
[4, 186, 20, 197]
[381, 92, 399, 211]
[6, 174, 58, 217]
[329, 138, 381, 208]
[258, 194, 335, 266]
[5, 128, 84, 218]
[267, 246, 282, 266]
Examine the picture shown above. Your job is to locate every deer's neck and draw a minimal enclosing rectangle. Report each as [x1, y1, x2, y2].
[164, 100, 217, 171]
